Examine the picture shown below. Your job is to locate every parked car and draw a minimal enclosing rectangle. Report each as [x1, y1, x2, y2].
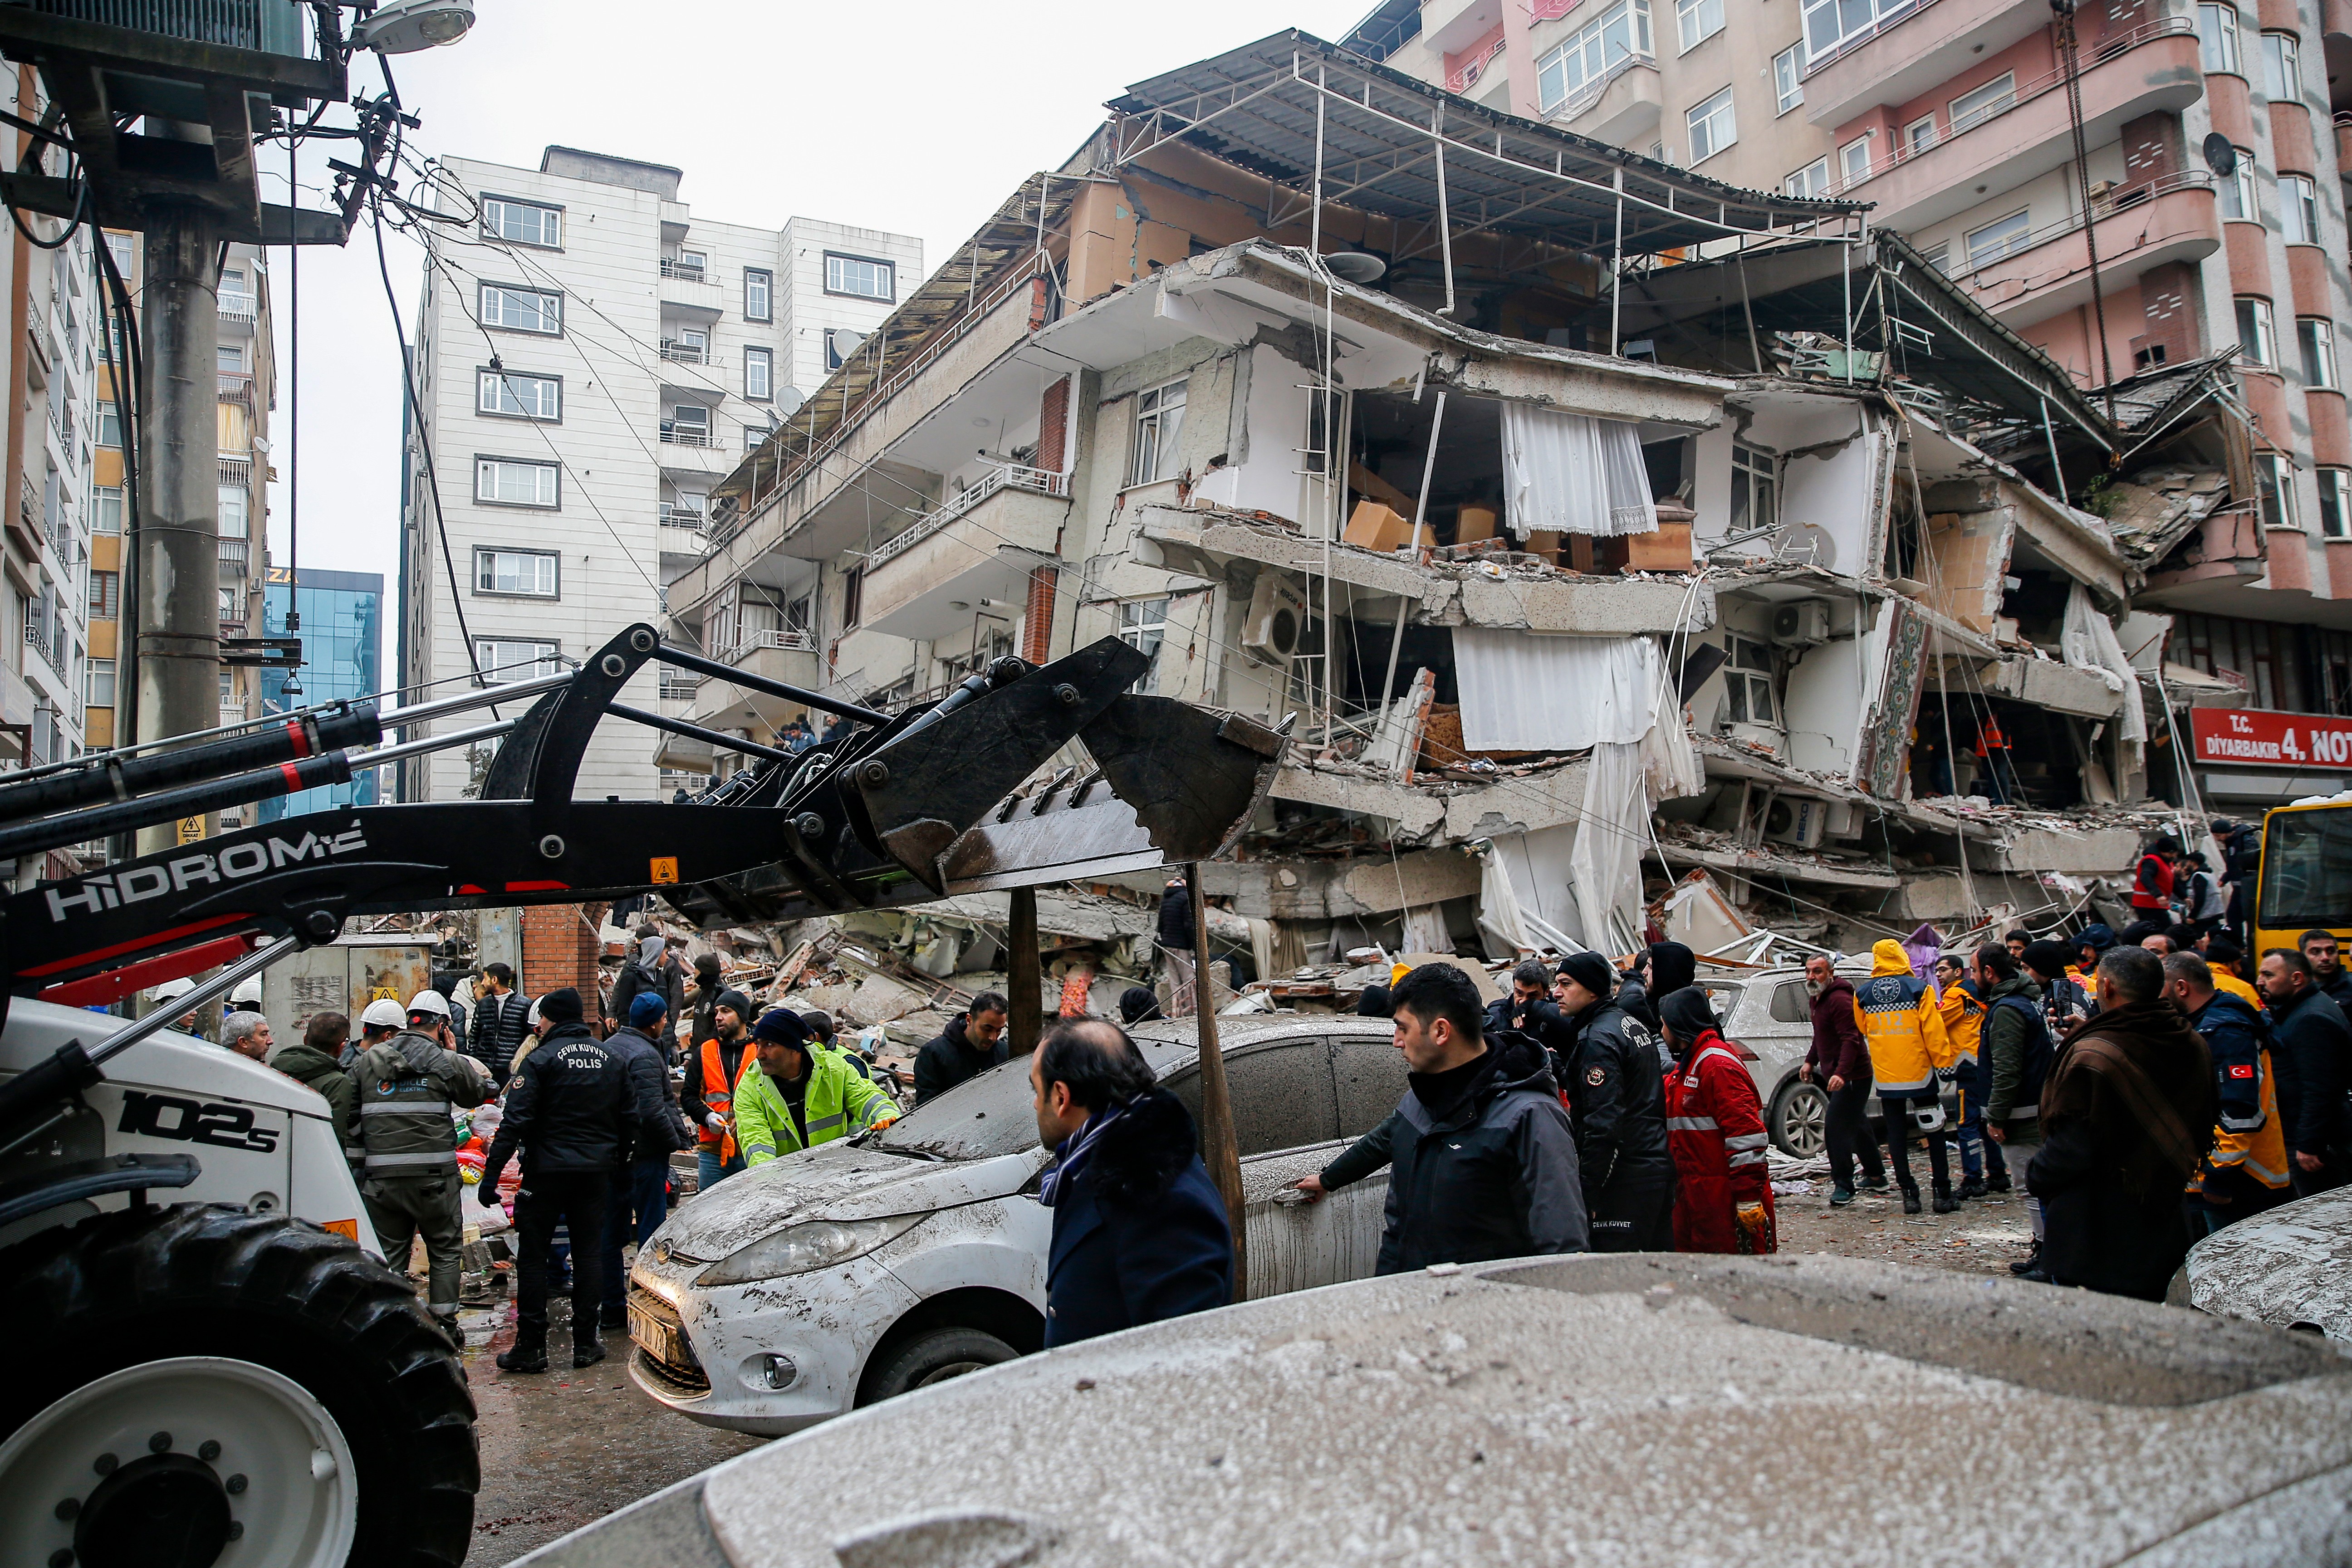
[538, 1252, 2352, 1567]
[2179, 1186, 2352, 1342]
[627, 1014, 1406, 1435]
[1705, 962, 1960, 1158]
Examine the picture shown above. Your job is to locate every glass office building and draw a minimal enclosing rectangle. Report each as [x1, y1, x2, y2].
[261, 566, 384, 822]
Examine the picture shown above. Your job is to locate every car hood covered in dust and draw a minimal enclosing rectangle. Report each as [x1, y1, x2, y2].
[654, 1143, 1049, 1264]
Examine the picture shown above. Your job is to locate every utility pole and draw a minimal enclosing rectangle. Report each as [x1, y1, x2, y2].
[1007, 886, 1042, 1053]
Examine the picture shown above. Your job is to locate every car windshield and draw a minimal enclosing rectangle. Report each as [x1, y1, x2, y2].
[876, 1038, 1196, 1162]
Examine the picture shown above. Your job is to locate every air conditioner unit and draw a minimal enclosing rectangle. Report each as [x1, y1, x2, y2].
[1763, 794, 1830, 849]
[1769, 600, 1831, 647]
[1241, 574, 1309, 662]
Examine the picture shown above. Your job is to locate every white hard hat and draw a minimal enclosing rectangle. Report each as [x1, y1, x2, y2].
[407, 989, 451, 1018]
[227, 979, 262, 1009]
[360, 998, 408, 1029]
[525, 996, 542, 1027]
[152, 977, 194, 1001]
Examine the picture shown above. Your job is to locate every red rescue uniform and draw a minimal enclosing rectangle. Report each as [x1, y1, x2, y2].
[1664, 1029, 1776, 1254]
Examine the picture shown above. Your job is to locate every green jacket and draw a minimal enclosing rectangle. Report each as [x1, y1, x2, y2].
[348, 1029, 490, 1180]
[733, 1046, 894, 1166]
[270, 1039, 362, 1169]
[1980, 974, 2043, 1138]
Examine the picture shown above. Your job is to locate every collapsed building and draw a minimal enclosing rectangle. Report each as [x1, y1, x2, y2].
[656, 33, 2225, 975]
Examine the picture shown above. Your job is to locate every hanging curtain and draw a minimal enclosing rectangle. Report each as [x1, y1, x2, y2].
[1568, 740, 1649, 952]
[1500, 403, 1659, 538]
[2061, 582, 2147, 764]
[1475, 847, 1535, 959]
[1452, 630, 1661, 751]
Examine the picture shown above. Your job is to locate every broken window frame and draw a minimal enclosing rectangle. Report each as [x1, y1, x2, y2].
[1128, 378, 1189, 487]
[1729, 441, 1779, 535]
[1719, 634, 1779, 730]
[1116, 596, 1171, 694]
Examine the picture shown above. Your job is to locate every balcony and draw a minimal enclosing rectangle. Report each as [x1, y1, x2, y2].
[863, 466, 1073, 642]
[1831, 20, 2201, 232]
[659, 339, 709, 364]
[2337, 112, 2352, 181]
[1548, 57, 1662, 146]
[217, 293, 256, 334]
[659, 500, 709, 530]
[1953, 173, 2220, 329]
[1803, 0, 2061, 132]
[218, 538, 250, 577]
[688, 628, 823, 733]
[217, 371, 252, 408]
[658, 261, 722, 319]
[219, 455, 252, 490]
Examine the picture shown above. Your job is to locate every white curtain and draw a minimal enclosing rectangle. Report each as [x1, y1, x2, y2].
[1453, 630, 1661, 751]
[1476, 848, 1534, 959]
[2062, 582, 2147, 762]
[1569, 740, 1649, 952]
[1500, 403, 1658, 539]
[1399, 906, 1452, 954]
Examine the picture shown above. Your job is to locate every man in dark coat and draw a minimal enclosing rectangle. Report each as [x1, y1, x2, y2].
[1369, 962, 1586, 1273]
[597, 991, 693, 1329]
[467, 962, 532, 1087]
[1800, 953, 1884, 1201]
[685, 951, 727, 1050]
[1550, 951, 1672, 1250]
[1031, 1017, 1231, 1348]
[2299, 930, 2352, 1009]
[1486, 960, 1566, 1043]
[2259, 945, 2352, 1197]
[912, 992, 1011, 1105]
[479, 987, 631, 1372]
[1156, 874, 1197, 1018]
[2028, 947, 2216, 1301]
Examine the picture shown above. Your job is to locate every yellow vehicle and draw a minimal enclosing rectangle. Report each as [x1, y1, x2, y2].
[2254, 793, 2352, 959]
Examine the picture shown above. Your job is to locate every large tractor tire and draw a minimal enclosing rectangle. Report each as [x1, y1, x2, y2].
[0, 1203, 477, 1568]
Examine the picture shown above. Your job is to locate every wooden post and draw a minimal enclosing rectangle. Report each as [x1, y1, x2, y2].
[1007, 886, 1042, 1054]
[1187, 861, 1247, 1302]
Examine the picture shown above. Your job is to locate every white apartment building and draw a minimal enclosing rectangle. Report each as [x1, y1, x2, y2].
[399, 145, 920, 802]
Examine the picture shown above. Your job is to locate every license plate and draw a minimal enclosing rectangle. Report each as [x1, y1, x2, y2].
[628, 1301, 694, 1371]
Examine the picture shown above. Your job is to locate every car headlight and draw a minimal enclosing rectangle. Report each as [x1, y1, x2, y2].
[695, 1213, 927, 1287]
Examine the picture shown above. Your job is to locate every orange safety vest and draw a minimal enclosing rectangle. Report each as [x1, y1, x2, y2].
[698, 1034, 757, 1161]
[1974, 717, 2009, 759]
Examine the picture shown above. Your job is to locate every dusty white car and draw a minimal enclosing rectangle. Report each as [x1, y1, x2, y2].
[2180, 1186, 2352, 1342]
[627, 1014, 1406, 1434]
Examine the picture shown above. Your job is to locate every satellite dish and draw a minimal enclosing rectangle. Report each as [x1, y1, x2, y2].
[828, 328, 867, 363]
[2202, 133, 2238, 178]
[775, 386, 805, 417]
[1324, 251, 1387, 285]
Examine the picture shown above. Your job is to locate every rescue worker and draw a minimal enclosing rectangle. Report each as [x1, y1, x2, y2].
[348, 995, 404, 1068]
[1933, 952, 1999, 1199]
[270, 1011, 362, 1173]
[2074, 924, 2117, 990]
[1984, 943, 2056, 1279]
[681, 988, 756, 1190]
[1973, 712, 2017, 803]
[1658, 987, 1774, 1254]
[348, 989, 490, 1348]
[1854, 938, 1957, 1214]
[478, 986, 630, 1372]
[2165, 951, 2290, 1235]
[1550, 952, 1673, 1251]
[734, 1008, 897, 1166]
[2130, 839, 2179, 924]
[2205, 937, 2261, 1006]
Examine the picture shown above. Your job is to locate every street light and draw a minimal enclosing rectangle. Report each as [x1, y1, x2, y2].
[352, 0, 476, 54]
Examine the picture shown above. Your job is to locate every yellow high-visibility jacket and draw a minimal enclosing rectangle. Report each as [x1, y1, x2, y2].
[1852, 940, 1955, 1096]
[1935, 980, 1984, 1065]
[733, 1046, 895, 1166]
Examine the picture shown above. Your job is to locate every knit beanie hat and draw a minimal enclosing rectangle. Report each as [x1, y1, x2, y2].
[2021, 940, 2076, 983]
[695, 951, 723, 979]
[2077, 923, 2117, 952]
[714, 988, 754, 1024]
[751, 1007, 810, 1048]
[1557, 951, 1614, 998]
[629, 990, 669, 1029]
[538, 987, 583, 1024]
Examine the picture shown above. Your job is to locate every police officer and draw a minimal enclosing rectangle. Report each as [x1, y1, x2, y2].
[347, 989, 490, 1348]
[1550, 952, 1673, 1251]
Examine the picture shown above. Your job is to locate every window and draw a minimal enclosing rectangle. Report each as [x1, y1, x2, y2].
[217, 343, 246, 372]
[475, 547, 559, 598]
[664, 403, 713, 446]
[477, 368, 561, 420]
[1686, 86, 1736, 162]
[218, 267, 253, 316]
[679, 249, 707, 276]
[2281, 174, 2320, 244]
[745, 346, 772, 401]
[840, 566, 862, 629]
[1536, 0, 1654, 112]
[480, 195, 561, 249]
[219, 586, 244, 623]
[1720, 635, 1777, 727]
[475, 457, 560, 507]
[1773, 43, 1805, 113]
[1839, 135, 1874, 186]
[824, 253, 895, 301]
[1905, 115, 1937, 153]
[1965, 209, 2034, 268]
[1128, 378, 1187, 485]
[745, 422, 774, 451]
[2238, 296, 2277, 367]
[2321, 469, 2352, 538]
[84, 656, 113, 708]
[744, 267, 772, 322]
[218, 485, 248, 540]
[2219, 147, 2258, 220]
[93, 485, 121, 535]
[2256, 451, 2300, 529]
[96, 401, 121, 447]
[661, 489, 708, 526]
[1948, 72, 2016, 133]
[2261, 30, 2299, 99]
[1730, 442, 1778, 532]
[2302, 319, 2338, 388]
[1802, 0, 1912, 62]
[103, 232, 132, 276]
[478, 284, 562, 335]
[824, 330, 859, 371]
[1919, 240, 1951, 272]
[1676, 0, 1723, 52]
[2198, 2, 2242, 74]
[474, 639, 562, 683]
[87, 569, 116, 621]
[1783, 157, 1833, 199]
[1116, 597, 1170, 693]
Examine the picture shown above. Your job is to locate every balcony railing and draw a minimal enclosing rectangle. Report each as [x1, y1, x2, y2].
[1828, 17, 2191, 196]
[866, 464, 1073, 570]
[218, 294, 256, 325]
[659, 672, 703, 701]
[1545, 53, 1654, 125]
[217, 371, 252, 406]
[219, 455, 252, 489]
[659, 259, 706, 281]
[218, 539, 250, 574]
[659, 501, 708, 528]
[1952, 169, 2215, 283]
[715, 627, 817, 660]
[661, 425, 720, 448]
[659, 340, 709, 363]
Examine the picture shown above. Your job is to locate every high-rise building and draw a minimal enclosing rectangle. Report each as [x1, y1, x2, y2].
[260, 565, 384, 822]
[397, 146, 921, 803]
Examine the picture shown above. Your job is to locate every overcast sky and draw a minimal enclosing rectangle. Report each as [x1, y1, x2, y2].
[267, 0, 1370, 689]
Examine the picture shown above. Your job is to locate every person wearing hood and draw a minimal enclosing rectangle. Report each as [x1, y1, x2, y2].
[597, 991, 695, 1330]
[350, 990, 490, 1347]
[1659, 988, 1775, 1254]
[1119, 986, 1163, 1026]
[913, 994, 1011, 1106]
[2029, 947, 2216, 1299]
[685, 951, 727, 1051]
[611, 933, 682, 1043]
[2165, 951, 2290, 1235]
[1368, 962, 1587, 1274]
[271, 1011, 362, 1173]
[734, 1008, 898, 1166]
[681, 988, 757, 1190]
[1616, 942, 1695, 1034]
[1855, 937, 1959, 1215]
[2074, 924, 2117, 983]
[1801, 953, 1886, 1203]
[1550, 952, 1673, 1251]
[1032, 1018, 1232, 1347]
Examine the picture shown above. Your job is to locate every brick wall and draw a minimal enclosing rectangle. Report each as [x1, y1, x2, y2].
[2135, 260, 2203, 373]
[520, 901, 608, 1026]
[1021, 564, 1058, 664]
[1038, 377, 1070, 474]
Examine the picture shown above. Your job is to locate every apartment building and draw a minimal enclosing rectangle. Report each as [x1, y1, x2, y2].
[260, 565, 385, 823]
[397, 146, 921, 803]
[1357, 0, 2352, 815]
[663, 34, 2175, 968]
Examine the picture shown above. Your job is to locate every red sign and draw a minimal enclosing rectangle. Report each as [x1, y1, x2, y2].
[2190, 708, 2352, 770]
